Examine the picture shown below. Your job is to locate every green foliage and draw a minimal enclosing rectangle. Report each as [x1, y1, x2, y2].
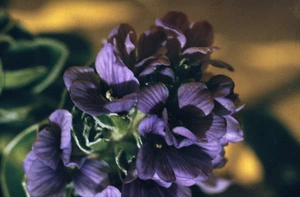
[1, 124, 38, 197]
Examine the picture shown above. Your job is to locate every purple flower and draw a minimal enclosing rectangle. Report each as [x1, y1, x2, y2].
[138, 11, 233, 71]
[206, 75, 244, 145]
[64, 25, 140, 116]
[23, 110, 110, 197]
[136, 115, 213, 186]
[122, 168, 191, 197]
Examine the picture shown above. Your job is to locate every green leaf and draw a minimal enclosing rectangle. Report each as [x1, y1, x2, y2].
[1, 124, 38, 197]
[2, 38, 68, 93]
[0, 59, 4, 95]
[0, 105, 33, 124]
[4, 66, 47, 89]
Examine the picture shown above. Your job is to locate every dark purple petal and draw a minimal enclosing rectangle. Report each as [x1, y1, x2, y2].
[104, 93, 136, 114]
[201, 59, 234, 71]
[137, 26, 167, 60]
[155, 18, 186, 49]
[182, 114, 227, 142]
[24, 153, 69, 197]
[136, 143, 156, 180]
[69, 80, 108, 116]
[137, 83, 169, 114]
[49, 110, 72, 166]
[196, 175, 231, 194]
[166, 146, 213, 186]
[178, 82, 214, 117]
[138, 115, 165, 137]
[155, 151, 176, 182]
[185, 20, 214, 48]
[63, 66, 99, 91]
[122, 178, 191, 197]
[32, 128, 60, 170]
[206, 75, 234, 98]
[213, 97, 236, 115]
[182, 46, 220, 55]
[73, 159, 110, 197]
[108, 24, 137, 70]
[94, 186, 121, 197]
[161, 11, 190, 33]
[219, 116, 243, 145]
[95, 43, 139, 97]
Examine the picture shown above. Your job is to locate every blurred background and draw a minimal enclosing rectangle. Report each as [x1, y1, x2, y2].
[0, 0, 299, 196]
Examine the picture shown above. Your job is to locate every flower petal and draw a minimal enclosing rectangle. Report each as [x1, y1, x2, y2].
[155, 151, 176, 182]
[108, 23, 137, 70]
[73, 159, 110, 197]
[155, 18, 186, 49]
[137, 26, 167, 60]
[95, 43, 139, 97]
[219, 115, 244, 145]
[178, 82, 214, 117]
[201, 59, 234, 71]
[24, 154, 68, 197]
[94, 186, 121, 197]
[69, 80, 108, 116]
[196, 175, 231, 195]
[49, 110, 72, 166]
[172, 126, 199, 143]
[32, 127, 60, 170]
[138, 115, 165, 137]
[23, 151, 38, 174]
[182, 114, 227, 141]
[206, 75, 234, 98]
[137, 83, 169, 114]
[63, 66, 99, 91]
[104, 93, 136, 114]
[166, 146, 213, 186]
[161, 11, 190, 33]
[122, 178, 191, 197]
[185, 20, 214, 48]
[182, 46, 220, 55]
[136, 143, 156, 180]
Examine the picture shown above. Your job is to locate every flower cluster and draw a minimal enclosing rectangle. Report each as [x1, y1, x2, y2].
[23, 11, 244, 197]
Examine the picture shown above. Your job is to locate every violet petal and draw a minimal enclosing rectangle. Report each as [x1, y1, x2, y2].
[137, 83, 169, 114]
[69, 80, 108, 116]
[94, 186, 121, 197]
[24, 154, 68, 197]
[138, 115, 165, 137]
[63, 66, 99, 91]
[104, 93, 136, 114]
[136, 143, 156, 180]
[178, 82, 214, 117]
[32, 128, 60, 170]
[73, 159, 110, 197]
[206, 75, 234, 98]
[95, 43, 139, 97]
[49, 110, 72, 166]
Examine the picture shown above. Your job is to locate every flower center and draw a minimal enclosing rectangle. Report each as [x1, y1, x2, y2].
[155, 143, 162, 149]
[106, 90, 114, 101]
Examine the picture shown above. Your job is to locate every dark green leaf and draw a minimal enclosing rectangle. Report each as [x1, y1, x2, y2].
[2, 38, 68, 93]
[1, 124, 38, 197]
[4, 66, 47, 89]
